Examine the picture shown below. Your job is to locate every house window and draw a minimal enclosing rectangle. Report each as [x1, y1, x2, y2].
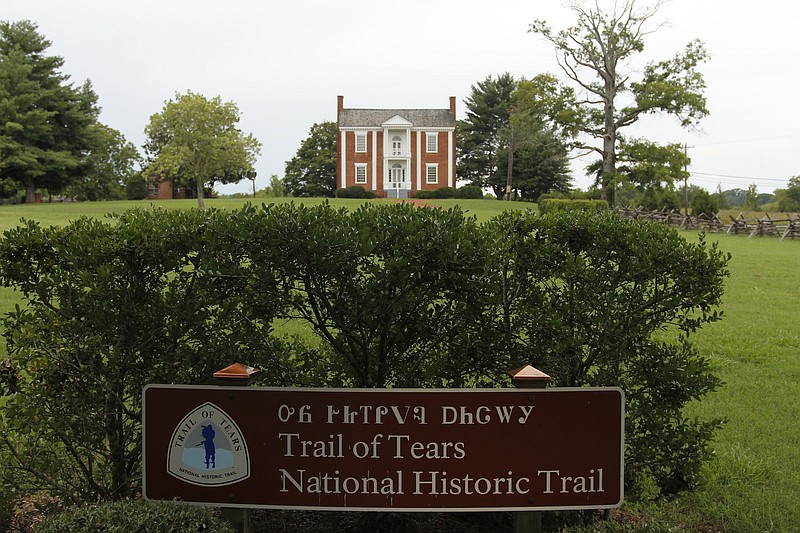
[426, 132, 438, 153]
[426, 164, 438, 184]
[392, 136, 402, 156]
[355, 164, 367, 184]
[355, 132, 367, 152]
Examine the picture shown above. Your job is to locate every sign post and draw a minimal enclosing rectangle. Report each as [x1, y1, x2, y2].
[143, 385, 624, 516]
[508, 365, 551, 533]
[212, 363, 260, 533]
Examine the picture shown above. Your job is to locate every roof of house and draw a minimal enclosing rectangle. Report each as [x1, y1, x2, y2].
[338, 108, 456, 129]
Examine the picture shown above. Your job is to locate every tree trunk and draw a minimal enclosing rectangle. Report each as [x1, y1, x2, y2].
[602, 82, 617, 207]
[24, 178, 36, 204]
[195, 178, 206, 210]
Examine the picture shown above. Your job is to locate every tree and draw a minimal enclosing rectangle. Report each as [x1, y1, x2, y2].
[0, 20, 99, 202]
[456, 73, 517, 197]
[774, 177, 800, 212]
[499, 74, 575, 200]
[263, 173, 286, 197]
[144, 91, 261, 209]
[530, 0, 709, 205]
[283, 121, 337, 197]
[615, 139, 689, 191]
[67, 123, 140, 201]
[691, 188, 719, 216]
[744, 183, 759, 210]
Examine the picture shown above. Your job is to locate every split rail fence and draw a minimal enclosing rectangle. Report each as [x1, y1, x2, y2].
[614, 207, 800, 241]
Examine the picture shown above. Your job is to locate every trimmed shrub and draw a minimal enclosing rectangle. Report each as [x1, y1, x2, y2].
[413, 189, 434, 199]
[335, 185, 375, 199]
[538, 198, 608, 214]
[36, 499, 235, 533]
[484, 210, 729, 496]
[455, 185, 484, 199]
[432, 186, 456, 199]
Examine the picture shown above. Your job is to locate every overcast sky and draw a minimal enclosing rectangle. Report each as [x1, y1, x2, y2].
[4, 0, 799, 195]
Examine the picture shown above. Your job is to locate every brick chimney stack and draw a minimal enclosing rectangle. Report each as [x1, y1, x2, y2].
[449, 96, 456, 119]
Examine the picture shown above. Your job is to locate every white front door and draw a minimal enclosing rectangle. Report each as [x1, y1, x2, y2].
[389, 164, 407, 189]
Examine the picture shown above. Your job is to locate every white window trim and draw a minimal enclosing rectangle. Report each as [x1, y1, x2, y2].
[355, 131, 367, 153]
[426, 132, 438, 153]
[426, 163, 438, 185]
[355, 163, 368, 184]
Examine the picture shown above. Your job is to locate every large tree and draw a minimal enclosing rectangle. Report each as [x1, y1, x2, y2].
[0, 20, 99, 202]
[530, 0, 709, 205]
[499, 74, 575, 200]
[284, 121, 337, 197]
[456, 73, 516, 196]
[67, 123, 141, 201]
[144, 91, 261, 209]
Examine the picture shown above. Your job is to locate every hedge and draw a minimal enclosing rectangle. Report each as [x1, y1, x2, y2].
[36, 499, 236, 533]
[538, 198, 608, 214]
[335, 185, 375, 199]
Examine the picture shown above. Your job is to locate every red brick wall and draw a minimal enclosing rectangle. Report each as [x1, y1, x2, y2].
[147, 177, 174, 200]
[418, 132, 452, 191]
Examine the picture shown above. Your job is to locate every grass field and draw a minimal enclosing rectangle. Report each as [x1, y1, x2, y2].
[0, 198, 798, 532]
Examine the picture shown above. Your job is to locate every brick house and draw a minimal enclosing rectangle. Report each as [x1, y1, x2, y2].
[336, 96, 456, 198]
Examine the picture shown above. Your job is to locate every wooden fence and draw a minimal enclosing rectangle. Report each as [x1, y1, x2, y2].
[615, 207, 800, 241]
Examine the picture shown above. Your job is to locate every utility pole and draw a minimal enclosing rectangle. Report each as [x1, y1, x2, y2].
[683, 144, 693, 216]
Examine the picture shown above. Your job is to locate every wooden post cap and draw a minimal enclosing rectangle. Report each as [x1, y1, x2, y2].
[508, 365, 551, 389]
[213, 362, 260, 384]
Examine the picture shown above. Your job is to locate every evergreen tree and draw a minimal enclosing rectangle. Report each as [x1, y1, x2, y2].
[0, 20, 99, 202]
[456, 73, 516, 197]
[284, 121, 337, 197]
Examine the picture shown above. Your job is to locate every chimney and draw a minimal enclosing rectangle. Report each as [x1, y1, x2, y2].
[449, 96, 456, 119]
[337, 95, 344, 117]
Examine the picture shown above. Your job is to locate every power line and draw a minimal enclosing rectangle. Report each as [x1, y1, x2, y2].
[693, 132, 800, 147]
[691, 171, 791, 183]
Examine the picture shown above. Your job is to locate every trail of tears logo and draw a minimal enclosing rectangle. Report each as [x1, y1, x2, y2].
[168, 402, 250, 486]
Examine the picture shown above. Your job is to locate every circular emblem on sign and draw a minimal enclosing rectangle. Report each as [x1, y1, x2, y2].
[167, 402, 250, 486]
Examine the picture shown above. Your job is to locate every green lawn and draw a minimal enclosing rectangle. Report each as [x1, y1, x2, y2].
[679, 234, 800, 532]
[0, 199, 798, 532]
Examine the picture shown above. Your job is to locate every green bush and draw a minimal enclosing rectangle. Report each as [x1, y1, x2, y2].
[432, 186, 456, 199]
[484, 210, 729, 496]
[414, 186, 458, 199]
[691, 189, 720, 216]
[455, 185, 484, 199]
[0, 208, 289, 503]
[538, 198, 608, 214]
[124, 175, 148, 200]
[639, 188, 681, 211]
[335, 185, 375, 199]
[36, 499, 235, 533]
[0, 203, 728, 506]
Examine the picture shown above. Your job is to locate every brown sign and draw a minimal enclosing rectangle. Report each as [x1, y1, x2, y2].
[143, 386, 623, 511]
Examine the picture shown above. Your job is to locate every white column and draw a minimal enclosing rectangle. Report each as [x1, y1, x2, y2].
[372, 130, 378, 191]
[448, 130, 454, 187]
[340, 130, 347, 189]
[416, 130, 422, 191]
[383, 127, 389, 191]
